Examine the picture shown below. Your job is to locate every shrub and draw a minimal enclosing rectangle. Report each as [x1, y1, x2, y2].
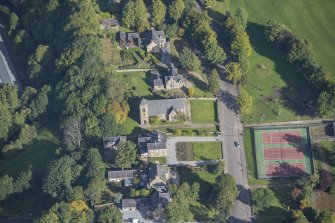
[251, 188, 275, 209]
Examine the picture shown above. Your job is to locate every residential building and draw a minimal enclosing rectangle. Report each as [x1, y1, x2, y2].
[0, 33, 16, 85]
[118, 32, 142, 49]
[107, 170, 135, 186]
[141, 30, 166, 53]
[103, 136, 126, 150]
[165, 64, 187, 90]
[151, 70, 164, 91]
[148, 164, 172, 188]
[100, 18, 119, 31]
[139, 98, 187, 125]
[138, 130, 167, 158]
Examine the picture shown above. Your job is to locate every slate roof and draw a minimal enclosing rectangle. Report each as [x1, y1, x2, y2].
[118, 32, 141, 43]
[122, 199, 139, 208]
[153, 78, 164, 87]
[165, 75, 184, 83]
[138, 130, 167, 154]
[101, 18, 119, 28]
[169, 64, 178, 76]
[108, 169, 135, 180]
[149, 164, 170, 182]
[141, 30, 165, 42]
[0, 33, 16, 85]
[103, 136, 126, 149]
[140, 98, 186, 116]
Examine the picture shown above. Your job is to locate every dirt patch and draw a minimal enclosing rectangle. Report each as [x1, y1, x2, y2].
[314, 190, 335, 211]
[176, 142, 193, 161]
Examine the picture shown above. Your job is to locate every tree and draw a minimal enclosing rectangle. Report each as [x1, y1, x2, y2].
[179, 47, 201, 71]
[97, 205, 122, 223]
[29, 85, 51, 119]
[122, 0, 150, 31]
[0, 175, 13, 201]
[169, 0, 185, 22]
[0, 101, 12, 140]
[85, 177, 106, 205]
[211, 174, 238, 219]
[188, 86, 195, 97]
[115, 141, 137, 169]
[63, 118, 84, 150]
[13, 169, 32, 193]
[226, 62, 242, 85]
[122, 0, 136, 28]
[209, 69, 221, 96]
[106, 101, 130, 124]
[151, 0, 166, 26]
[204, 43, 226, 65]
[165, 189, 192, 223]
[287, 37, 311, 64]
[264, 20, 292, 44]
[100, 114, 122, 137]
[231, 31, 252, 60]
[235, 7, 248, 29]
[42, 156, 78, 197]
[9, 12, 19, 34]
[251, 188, 275, 209]
[237, 89, 253, 115]
[292, 210, 309, 223]
[317, 211, 335, 223]
[86, 148, 105, 179]
[317, 90, 335, 117]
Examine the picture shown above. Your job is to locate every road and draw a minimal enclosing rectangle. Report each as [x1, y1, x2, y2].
[166, 136, 221, 166]
[217, 78, 253, 223]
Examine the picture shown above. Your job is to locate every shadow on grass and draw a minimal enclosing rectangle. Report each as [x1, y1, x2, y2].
[254, 206, 291, 223]
[189, 202, 212, 222]
[247, 22, 316, 117]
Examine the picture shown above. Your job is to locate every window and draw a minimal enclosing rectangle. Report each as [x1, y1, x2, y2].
[142, 108, 146, 112]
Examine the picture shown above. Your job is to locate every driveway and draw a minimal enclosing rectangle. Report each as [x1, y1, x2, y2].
[166, 136, 221, 165]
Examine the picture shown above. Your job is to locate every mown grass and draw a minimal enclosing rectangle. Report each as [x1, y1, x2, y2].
[192, 142, 222, 160]
[116, 72, 152, 97]
[230, 0, 335, 75]
[0, 128, 60, 177]
[226, 0, 335, 123]
[148, 156, 167, 164]
[190, 100, 217, 124]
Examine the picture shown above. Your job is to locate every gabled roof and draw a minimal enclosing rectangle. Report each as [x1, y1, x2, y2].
[0, 33, 16, 85]
[143, 98, 186, 116]
[108, 169, 135, 180]
[149, 164, 170, 182]
[101, 18, 119, 27]
[165, 75, 185, 83]
[153, 78, 164, 87]
[103, 136, 126, 149]
[138, 130, 167, 152]
[141, 30, 165, 41]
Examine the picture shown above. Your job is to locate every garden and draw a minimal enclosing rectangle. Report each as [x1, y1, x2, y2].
[176, 142, 222, 161]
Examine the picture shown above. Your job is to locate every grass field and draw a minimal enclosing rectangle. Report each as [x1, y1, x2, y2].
[102, 38, 121, 66]
[226, 0, 335, 123]
[192, 142, 222, 160]
[230, 0, 335, 75]
[0, 127, 60, 220]
[148, 157, 167, 164]
[0, 128, 60, 177]
[190, 100, 217, 124]
[116, 72, 152, 97]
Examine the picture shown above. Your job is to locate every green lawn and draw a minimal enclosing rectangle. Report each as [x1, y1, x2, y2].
[148, 157, 167, 164]
[0, 128, 60, 177]
[319, 141, 335, 175]
[230, 0, 335, 76]
[252, 187, 292, 223]
[192, 142, 222, 160]
[116, 72, 152, 97]
[190, 100, 217, 124]
[0, 127, 60, 220]
[244, 128, 256, 178]
[226, 0, 335, 123]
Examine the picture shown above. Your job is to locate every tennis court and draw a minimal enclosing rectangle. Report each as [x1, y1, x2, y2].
[254, 126, 313, 178]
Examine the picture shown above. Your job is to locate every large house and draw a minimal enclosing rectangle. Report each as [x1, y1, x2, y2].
[152, 65, 188, 91]
[139, 98, 187, 125]
[0, 33, 16, 85]
[103, 136, 126, 150]
[148, 164, 173, 189]
[118, 30, 166, 52]
[141, 30, 166, 53]
[138, 130, 167, 158]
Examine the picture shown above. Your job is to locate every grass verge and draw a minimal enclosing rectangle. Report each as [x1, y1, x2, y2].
[190, 100, 217, 124]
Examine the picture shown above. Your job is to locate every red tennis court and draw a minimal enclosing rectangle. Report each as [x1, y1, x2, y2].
[266, 163, 305, 177]
[264, 147, 304, 160]
[262, 131, 302, 144]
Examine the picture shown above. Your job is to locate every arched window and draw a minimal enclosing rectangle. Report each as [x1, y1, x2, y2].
[142, 108, 146, 112]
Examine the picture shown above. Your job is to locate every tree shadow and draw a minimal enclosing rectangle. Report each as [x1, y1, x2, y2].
[236, 184, 252, 207]
[247, 22, 317, 117]
[219, 90, 238, 113]
[252, 206, 292, 223]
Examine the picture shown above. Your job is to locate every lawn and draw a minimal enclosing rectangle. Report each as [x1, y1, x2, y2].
[230, 0, 335, 76]
[0, 128, 60, 177]
[225, 0, 335, 123]
[190, 100, 217, 124]
[192, 142, 222, 160]
[116, 72, 152, 97]
[102, 38, 121, 66]
[244, 128, 257, 178]
[319, 140, 335, 175]
[0, 127, 60, 220]
[148, 157, 167, 164]
[252, 187, 292, 223]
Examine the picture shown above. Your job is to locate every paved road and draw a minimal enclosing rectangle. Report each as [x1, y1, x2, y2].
[166, 136, 221, 165]
[217, 78, 253, 223]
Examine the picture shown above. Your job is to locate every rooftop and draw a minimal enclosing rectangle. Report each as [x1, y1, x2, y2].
[0, 33, 16, 85]
[108, 169, 135, 180]
[140, 98, 186, 116]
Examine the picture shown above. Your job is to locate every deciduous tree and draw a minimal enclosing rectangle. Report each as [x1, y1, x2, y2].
[180, 47, 201, 71]
[237, 89, 253, 115]
[209, 69, 221, 96]
[115, 141, 137, 169]
[151, 0, 166, 26]
[169, 0, 185, 22]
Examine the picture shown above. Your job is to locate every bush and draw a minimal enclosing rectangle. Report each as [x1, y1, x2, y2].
[251, 188, 275, 209]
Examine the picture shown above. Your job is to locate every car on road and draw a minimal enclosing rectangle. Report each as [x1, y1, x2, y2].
[234, 141, 240, 149]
